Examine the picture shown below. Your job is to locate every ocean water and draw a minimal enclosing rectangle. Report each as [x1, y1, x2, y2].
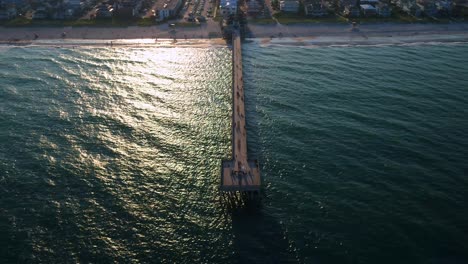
[1, 42, 468, 263]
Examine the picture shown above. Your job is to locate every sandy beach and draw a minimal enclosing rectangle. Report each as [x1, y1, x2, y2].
[0, 23, 220, 41]
[1, 22, 468, 46]
[246, 22, 468, 46]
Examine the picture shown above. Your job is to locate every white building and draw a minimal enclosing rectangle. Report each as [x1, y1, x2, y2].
[280, 0, 300, 12]
[155, 0, 182, 21]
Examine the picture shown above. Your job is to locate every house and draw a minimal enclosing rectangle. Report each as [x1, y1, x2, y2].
[220, 0, 237, 16]
[1, 0, 24, 7]
[436, 0, 452, 16]
[344, 5, 360, 16]
[401, 2, 423, 16]
[64, 0, 82, 16]
[66, 0, 81, 9]
[418, 0, 438, 16]
[0, 10, 9, 19]
[95, 4, 113, 18]
[360, 0, 379, 5]
[304, 0, 328, 16]
[114, 0, 141, 18]
[413, 3, 424, 16]
[52, 10, 66, 19]
[360, 3, 377, 15]
[376, 2, 391, 16]
[247, 0, 262, 15]
[280, 0, 299, 12]
[0, 4, 18, 18]
[452, 0, 468, 16]
[155, 0, 182, 21]
[339, 0, 358, 9]
[32, 6, 48, 19]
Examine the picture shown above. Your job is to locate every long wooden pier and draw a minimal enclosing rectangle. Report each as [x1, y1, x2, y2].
[220, 30, 261, 192]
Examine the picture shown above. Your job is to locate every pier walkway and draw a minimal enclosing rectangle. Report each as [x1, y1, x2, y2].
[220, 30, 261, 192]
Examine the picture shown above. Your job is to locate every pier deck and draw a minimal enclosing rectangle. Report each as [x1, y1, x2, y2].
[220, 30, 261, 192]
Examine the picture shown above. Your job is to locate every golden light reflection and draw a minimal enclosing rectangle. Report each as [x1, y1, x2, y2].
[126, 48, 187, 79]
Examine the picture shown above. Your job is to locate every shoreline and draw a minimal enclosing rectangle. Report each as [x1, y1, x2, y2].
[250, 34, 468, 47]
[1, 22, 468, 47]
[1, 36, 468, 48]
[0, 38, 228, 48]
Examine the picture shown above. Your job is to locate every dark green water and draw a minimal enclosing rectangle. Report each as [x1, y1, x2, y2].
[1, 43, 468, 263]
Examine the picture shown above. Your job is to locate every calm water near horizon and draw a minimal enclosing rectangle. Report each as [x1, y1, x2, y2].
[1, 43, 468, 263]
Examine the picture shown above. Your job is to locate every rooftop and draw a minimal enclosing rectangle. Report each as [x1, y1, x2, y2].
[155, 0, 179, 10]
[361, 4, 377, 9]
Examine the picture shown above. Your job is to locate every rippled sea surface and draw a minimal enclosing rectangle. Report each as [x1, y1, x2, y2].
[1, 43, 468, 263]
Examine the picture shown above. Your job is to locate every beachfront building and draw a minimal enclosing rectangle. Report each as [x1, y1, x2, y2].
[343, 5, 360, 16]
[410, 3, 424, 16]
[360, 3, 377, 15]
[0, 9, 10, 19]
[0, 4, 17, 19]
[435, 0, 452, 15]
[453, 0, 468, 16]
[66, 0, 80, 9]
[95, 4, 113, 18]
[417, 0, 438, 16]
[280, 0, 300, 12]
[0, 10, 8, 19]
[246, 0, 262, 16]
[361, 0, 380, 4]
[220, 0, 238, 16]
[376, 2, 392, 16]
[394, 0, 452, 17]
[396, 0, 423, 16]
[64, 0, 83, 17]
[413, 3, 425, 15]
[0, 0, 25, 9]
[32, 6, 48, 19]
[114, 0, 142, 18]
[155, 0, 182, 21]
[339, 0, 360, 16]
[0, 0, 24, 14]
[304, 0, 328, 16]
[339, 0, 358, 9]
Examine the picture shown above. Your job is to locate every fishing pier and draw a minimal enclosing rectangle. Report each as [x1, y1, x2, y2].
[220, 30, 261, 194]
